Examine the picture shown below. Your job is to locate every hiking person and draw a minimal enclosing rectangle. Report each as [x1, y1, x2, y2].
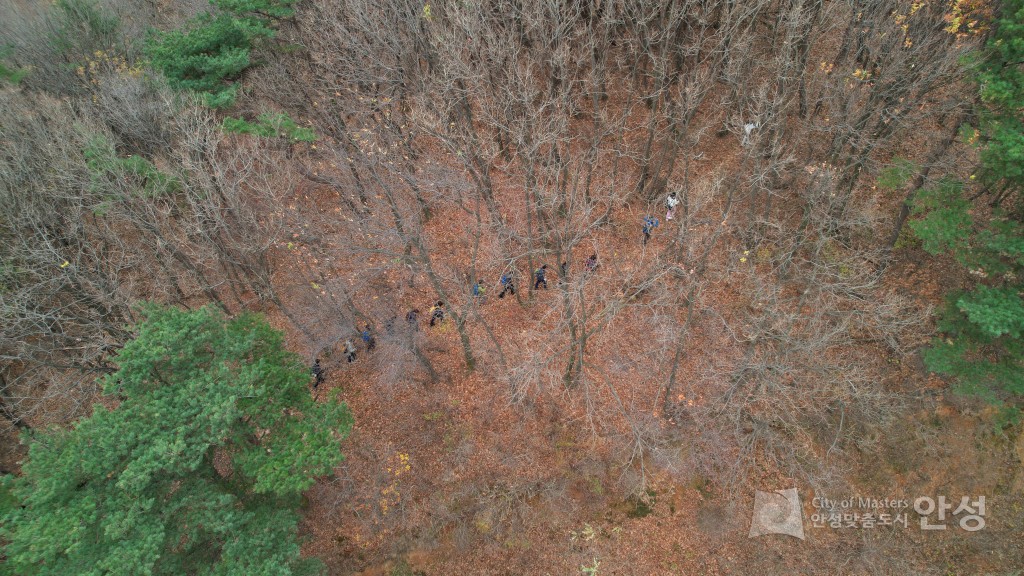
[585, 254, 598, 273]
[429, 301, 445, 327]
[472, 279, 486, 300]
[498, 271, 516, 298]
[666, 192, 680, 221]
[361, 323, 376, 351]
[560, 261, 569, 280]
[742, 122, 758, 146]
[343, 339, 357, 363]
[406, 308, 420, 329]
[311, 358, 325, 388]
[642, 216, 659, 245]
[534, 264, 548, 289]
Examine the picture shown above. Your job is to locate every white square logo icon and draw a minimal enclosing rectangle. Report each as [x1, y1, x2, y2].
[749, 488, 805, 539]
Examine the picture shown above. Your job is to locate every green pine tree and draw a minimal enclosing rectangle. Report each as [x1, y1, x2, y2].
[145, 14, 270, 108]
[0, 305, 351, 575]
[909, 0, 1024, 425]
[0, 46, 28, 85]
[976, 0, 1024, 200]
[144, 0, 296, 107]
[213, 0, 298, 19]
[222, 112, 318, 142]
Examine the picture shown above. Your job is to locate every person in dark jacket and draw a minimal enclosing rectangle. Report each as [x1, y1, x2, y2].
[498, 272, 516, 298]
[534, 265, 548, 289]
[642, 216, 659, 245]
[311, 358, 325, 388]
[406, 309, 420, 330]
[429, 301, 445, 327]
[361, 324, 376, 351]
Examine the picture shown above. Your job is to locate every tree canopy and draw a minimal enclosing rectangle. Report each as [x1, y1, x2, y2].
[144, 0, 295, 107]
[910, 0, 1024, 423]
[1, 305, 351, 575]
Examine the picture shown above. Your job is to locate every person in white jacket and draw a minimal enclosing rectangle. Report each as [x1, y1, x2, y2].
[666, 192, 680, 221]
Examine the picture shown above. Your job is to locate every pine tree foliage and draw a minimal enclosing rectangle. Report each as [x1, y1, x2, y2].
[909, 179, 972, 255]
[145, 0, 296, 107]
[84, 135, 181, 199]
[0, 305, 351, 575]
[213, 0, 298, 19]
[911, 0, 1024, 423]
[145, 15, 270, 108]
[0, 47, 28, 85]
[222, 112, 317, 142]
[976, 0, 1024, 197]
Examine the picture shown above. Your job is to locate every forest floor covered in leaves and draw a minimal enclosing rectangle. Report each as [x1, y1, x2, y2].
[256, 116, 1024, 574]
[3, 0, 1024, 574]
